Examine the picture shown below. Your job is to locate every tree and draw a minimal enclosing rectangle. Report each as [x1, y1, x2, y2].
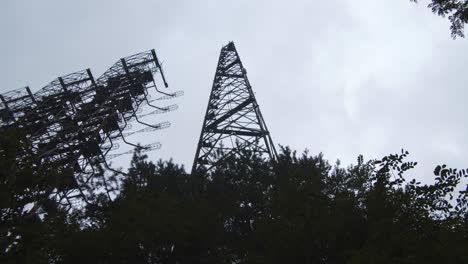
[76, 147, 468, 263]
[411, 0, 468, 38]
[0, 128, 81, 263]
[2, 133, 467, 263]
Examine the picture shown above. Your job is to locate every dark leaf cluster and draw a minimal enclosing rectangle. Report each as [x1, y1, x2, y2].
[411, 0, 468, 38]
[1, 139, 467, 263]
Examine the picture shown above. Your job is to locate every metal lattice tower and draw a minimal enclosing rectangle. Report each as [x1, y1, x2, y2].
[192, 42, 277, 174]
[0, 49, 183, 210]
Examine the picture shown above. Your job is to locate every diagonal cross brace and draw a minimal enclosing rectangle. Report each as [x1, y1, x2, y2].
[221, 58, 240, 72]
[211, 128, 267, 137]
[205, 97, 253, 130]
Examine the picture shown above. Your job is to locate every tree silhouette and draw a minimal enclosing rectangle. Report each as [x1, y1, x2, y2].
[1, 131, 467, 263]
[411, 0, 468, 38]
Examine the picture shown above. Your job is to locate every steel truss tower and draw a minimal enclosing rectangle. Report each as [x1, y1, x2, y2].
[0, 49, 182, 210]
[192, 42, 277, 174]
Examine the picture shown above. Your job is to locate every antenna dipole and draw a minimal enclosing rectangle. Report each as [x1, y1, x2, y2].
[0, 49, 182, 210]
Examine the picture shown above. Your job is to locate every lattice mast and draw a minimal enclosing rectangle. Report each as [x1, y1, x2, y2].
[0, 49, 183, 210]
[192, 42, 277, 174]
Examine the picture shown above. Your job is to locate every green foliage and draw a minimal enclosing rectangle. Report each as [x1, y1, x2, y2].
[411, 0, 468, 38]
[1, 140, 467, 263]
[0, 128, 74, 263]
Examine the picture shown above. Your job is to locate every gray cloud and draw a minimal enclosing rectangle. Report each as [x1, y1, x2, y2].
[1, 0, 466, 182]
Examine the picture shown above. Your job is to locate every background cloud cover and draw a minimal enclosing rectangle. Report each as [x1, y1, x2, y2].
[1, 0, 466, 183]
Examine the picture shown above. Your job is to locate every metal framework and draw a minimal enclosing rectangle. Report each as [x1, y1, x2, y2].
[192, 42, 277, 174]
[0, 49, 182, 210]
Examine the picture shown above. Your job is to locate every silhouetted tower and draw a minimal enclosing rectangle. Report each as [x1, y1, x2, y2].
[192, 42, 277, 174]
[0, 49, 182, 210]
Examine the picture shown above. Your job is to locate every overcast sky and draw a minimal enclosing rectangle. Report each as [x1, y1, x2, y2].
[1, 0, 466, 182]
